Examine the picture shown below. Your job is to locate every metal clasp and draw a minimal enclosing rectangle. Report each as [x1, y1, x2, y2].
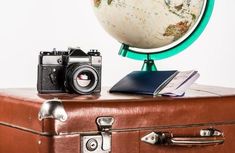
[81, 117, 114, 153]
[96, 117, 114, 151]
[200, 128, 223, 137]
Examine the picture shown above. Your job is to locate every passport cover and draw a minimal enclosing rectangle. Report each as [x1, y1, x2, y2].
[110, 71, 178, 95]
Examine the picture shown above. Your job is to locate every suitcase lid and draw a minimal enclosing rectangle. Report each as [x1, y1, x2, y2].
[0, 84, 235, 136]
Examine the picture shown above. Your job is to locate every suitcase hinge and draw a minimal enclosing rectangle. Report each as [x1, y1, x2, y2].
[81, 117, 114, 153]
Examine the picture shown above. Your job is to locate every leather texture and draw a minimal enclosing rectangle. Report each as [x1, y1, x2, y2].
[0, 84, 235, 153]
[0, 124, 80, 153]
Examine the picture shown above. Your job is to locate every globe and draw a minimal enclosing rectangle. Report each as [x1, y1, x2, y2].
[91, 0, 215, 93]
[92, 0, 214, 70]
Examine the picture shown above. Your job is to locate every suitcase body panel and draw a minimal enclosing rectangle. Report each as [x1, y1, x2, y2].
[0, 84, 235, 153]
[1, 123, 235, 153]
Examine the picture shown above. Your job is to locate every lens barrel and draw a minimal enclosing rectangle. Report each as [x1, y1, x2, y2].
[66, 65, 99, 94]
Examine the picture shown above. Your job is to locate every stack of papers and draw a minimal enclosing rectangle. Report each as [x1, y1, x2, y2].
[158, 71, 200, 96]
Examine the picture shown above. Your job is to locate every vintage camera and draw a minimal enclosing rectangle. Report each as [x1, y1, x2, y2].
[37, 48, 102, 94]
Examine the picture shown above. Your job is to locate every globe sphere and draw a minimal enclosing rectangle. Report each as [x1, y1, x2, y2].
[92, 0, 207, 52]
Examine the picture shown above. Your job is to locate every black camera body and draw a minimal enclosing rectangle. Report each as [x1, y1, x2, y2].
[37, 48, 102, 94]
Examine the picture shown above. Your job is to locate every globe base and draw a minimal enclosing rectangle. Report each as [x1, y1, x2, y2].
[141, 60, 157, 71]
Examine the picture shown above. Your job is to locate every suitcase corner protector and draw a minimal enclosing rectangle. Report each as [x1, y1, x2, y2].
[38, 98, 68, 122]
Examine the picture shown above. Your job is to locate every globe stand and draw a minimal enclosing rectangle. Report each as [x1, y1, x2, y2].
[141, 59, 157, 71]
[110, 43, 166, 94]
[119, 44, 157, 71]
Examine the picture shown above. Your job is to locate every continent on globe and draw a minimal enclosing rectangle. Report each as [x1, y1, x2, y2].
[92, 0, 206, 50]
[94, 0, 113, 7]
[163, 21, 191, 40]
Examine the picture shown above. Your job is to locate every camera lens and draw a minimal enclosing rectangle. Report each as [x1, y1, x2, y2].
[66, 65, 99, 94]
[76, 72, 92, 87]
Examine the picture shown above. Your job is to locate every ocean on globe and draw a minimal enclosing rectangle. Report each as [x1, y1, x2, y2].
[92, 0, 206, 52]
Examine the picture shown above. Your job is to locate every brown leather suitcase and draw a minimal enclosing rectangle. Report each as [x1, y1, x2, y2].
[0, 84, 235, 153]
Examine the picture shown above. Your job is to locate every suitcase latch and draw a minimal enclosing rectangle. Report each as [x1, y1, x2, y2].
[81, 117, 114, 153]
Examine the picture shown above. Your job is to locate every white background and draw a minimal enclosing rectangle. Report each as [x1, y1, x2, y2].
[0, 0, 234, 88]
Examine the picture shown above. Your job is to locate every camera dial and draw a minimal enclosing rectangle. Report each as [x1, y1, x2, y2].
[88, 49, 100, 56]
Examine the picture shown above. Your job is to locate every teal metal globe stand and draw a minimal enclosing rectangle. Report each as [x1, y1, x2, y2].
[119, 0, 214, 71]
[141, 59, 157, 71]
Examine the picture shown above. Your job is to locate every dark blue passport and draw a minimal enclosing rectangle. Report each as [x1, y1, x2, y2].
[110, 71, 178, 95]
